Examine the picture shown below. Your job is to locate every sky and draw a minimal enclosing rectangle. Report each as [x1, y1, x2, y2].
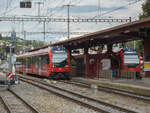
[0, 0, 145, 43]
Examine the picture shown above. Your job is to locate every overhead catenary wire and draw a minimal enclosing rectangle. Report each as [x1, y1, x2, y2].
[93, 0, 144, 18]
[0, 0, 144, 42]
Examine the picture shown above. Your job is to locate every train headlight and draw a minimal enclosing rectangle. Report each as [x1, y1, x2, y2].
[65, 65, 68, 67]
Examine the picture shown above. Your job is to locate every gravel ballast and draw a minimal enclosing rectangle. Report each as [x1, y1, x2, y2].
[13, 81, 99, 113]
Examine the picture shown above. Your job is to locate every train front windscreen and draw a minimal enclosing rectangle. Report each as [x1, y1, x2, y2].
[124, 53, 139, 68]
[52, 47, 68, 67]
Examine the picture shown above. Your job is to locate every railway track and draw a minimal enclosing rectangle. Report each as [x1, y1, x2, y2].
[59, 80, 150, 103]
[19, 75, 137, 113]
[18, 74, 150, 103]
[0, 89, 40, 113]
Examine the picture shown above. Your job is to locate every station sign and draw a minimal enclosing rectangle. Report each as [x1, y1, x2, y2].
[101, 59, 111, 70]
[144, 62, 150, 71]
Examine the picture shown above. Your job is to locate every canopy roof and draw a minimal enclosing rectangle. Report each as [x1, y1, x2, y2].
[31, 17, 150, 51]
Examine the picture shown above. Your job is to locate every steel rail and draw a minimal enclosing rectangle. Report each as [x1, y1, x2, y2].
[18, 74, 150, 102]
[0, 94, 12, 113]
[19, 76, 137, 113]
[0, 89, 41, 113]
[60, 80, 150, 103]
[9, 89, 41, 113]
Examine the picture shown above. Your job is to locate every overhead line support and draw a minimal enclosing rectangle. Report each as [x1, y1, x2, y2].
[0, 16, 131, 23]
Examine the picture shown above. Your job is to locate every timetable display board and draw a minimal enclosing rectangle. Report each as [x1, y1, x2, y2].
[144, 62, 150, 71]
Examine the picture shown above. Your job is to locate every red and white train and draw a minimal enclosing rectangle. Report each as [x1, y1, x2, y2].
[16, 46, 70, 79]
[119, 48, 141, 76]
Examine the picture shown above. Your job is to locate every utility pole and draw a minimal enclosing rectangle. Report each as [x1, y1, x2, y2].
[24, 31, 26, 53]
[98, 0, 101, 16]
[64, 5, 74, 39]
[43, 21, 46, 42]
[23, 30, 26, 76]
[35, 2, 44, 16]
[35, 2, 45, 41]
[8, 30, 18, 89]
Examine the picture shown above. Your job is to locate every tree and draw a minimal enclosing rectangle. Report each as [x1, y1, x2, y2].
[135, 40, 143, 56]
[139, 0, 150, 19]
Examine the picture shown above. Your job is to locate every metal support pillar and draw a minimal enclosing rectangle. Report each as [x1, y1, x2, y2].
[84, 48, 89, 78]
[23, 31, 26, 76]
[144, 38, 150, 77]
[35, 2, 44, 16]
[107, 44, 113, 80]
[43, 21, 46, 42]
[107, 44, 113, 53]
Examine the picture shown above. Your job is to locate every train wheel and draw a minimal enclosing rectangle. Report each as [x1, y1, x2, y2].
[59, 73, 65, 80]
[64, 74, 70, 80]
[53, 73, 61, 80]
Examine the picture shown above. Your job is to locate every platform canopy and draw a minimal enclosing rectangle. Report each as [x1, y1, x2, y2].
[30, 17, 150, 52]
[48, 17, 150, 50]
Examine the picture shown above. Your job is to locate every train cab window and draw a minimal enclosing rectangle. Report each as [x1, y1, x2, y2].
[52, 47, 68, 67]
[124, 54, 139, 64]
[124, 53, 139, 68]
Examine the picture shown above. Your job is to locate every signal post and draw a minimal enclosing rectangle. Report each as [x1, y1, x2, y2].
[7, 30, 18, 89]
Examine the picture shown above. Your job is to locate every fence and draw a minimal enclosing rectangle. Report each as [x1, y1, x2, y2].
[99, 70, 136, 80]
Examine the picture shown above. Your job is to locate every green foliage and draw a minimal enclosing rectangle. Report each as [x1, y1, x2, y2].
[135, 40, 143, 56]
[139, 0, 150, 19]
[0, 36, 47, 54]
[119, 41, 135, 49]
[125, 41, 134, 48]
[31, 40, 45, 48]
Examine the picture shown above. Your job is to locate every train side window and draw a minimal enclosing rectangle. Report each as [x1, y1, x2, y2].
[22, 57, 27, 67]
[32, 54, 49, 67]
[44, 54, 49, 64]
[33, 56, 39, 67]
[32, 56, 36, 64]
[33, 56, 39, 68]
[25, 57, 28, 68]
[16, 58, 22, 65]
[40, 54, 49, 65]
[22, 57, 26, 65]
[25, 56, 32, 68]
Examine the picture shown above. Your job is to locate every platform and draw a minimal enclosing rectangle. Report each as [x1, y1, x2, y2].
[72, 77, 150, 96]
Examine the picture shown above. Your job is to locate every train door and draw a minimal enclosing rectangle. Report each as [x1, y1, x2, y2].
[33, 56, 42, 75]
[88, 58, 97, 78]
[38, 56, 42, 75]
[41, 54, 50, 76]
[32, 56, 37, 74]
